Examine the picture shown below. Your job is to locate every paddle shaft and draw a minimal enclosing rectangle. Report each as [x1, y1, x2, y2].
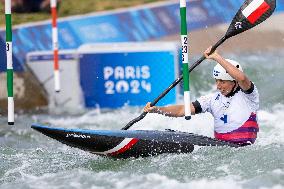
[121, 36, 226, 130]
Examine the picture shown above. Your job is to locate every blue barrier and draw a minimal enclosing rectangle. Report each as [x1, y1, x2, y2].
[79, 43, 179, 108]
[0, 37, 22, 71]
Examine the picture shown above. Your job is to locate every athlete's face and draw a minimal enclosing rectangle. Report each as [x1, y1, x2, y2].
[215, 79, 235, 96]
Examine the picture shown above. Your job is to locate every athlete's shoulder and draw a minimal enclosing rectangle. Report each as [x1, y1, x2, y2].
[197, 92, 221, 107]
[240, 81, 258, 95]
[198, 92, 218, 102]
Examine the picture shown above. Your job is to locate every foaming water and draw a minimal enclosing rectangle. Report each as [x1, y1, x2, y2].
[1, 50, 284, 189]
[1, 104, 283, 189]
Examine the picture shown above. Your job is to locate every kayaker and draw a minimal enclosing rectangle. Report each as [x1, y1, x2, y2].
[144, 46, 259, 146]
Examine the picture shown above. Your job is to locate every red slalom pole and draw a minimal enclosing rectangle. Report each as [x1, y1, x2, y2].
[51, 0, 60, 92]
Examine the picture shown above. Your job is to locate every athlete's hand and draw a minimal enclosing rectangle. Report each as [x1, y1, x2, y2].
[143, 102, 156, 113]
[204, 46, 219, 60]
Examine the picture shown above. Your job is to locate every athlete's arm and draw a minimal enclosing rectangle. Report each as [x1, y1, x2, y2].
[204, 46, 252, 91]
[143, 102, 196, 117]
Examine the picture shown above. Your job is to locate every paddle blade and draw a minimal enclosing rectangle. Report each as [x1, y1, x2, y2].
[226, 0, 276, 38]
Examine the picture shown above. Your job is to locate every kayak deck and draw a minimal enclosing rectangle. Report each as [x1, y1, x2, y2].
[31, 124, 239, 158]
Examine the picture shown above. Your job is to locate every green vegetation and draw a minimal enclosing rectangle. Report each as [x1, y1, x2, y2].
[0, 0, 164, 26]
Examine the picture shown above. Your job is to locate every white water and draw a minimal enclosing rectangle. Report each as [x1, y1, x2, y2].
[1, 104, 283, 189]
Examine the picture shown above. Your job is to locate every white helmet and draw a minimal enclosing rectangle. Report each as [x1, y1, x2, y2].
[212, 59, 243, 81]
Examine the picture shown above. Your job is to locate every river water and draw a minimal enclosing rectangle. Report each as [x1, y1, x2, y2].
[1, 50, 283, 189]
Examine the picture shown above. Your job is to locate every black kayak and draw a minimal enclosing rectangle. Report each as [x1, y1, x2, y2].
[31, 123, 240, 158]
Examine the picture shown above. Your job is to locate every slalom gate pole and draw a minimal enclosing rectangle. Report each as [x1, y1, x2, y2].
[180, 0, 191, 120]
[51, 0, 60, 92]
[5, 0, 14, 125]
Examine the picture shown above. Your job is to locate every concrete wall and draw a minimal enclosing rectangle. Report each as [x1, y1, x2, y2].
[0, 72, 48, 114]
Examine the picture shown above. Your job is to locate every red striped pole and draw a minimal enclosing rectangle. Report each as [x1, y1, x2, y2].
[51, 0, 60, 92]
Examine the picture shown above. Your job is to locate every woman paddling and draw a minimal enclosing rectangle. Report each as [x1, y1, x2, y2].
[144, 46, 259, 146]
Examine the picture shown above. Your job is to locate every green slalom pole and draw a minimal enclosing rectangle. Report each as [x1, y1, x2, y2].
[180, 0, 191, 120]
[5, 0, 14, 125]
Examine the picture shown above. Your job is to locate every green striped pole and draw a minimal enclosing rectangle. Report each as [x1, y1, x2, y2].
[5, 0, 14, 125]
[180, 0, 191, 120]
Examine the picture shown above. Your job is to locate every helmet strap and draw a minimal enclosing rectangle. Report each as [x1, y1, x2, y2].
[225, 81, 240, 97]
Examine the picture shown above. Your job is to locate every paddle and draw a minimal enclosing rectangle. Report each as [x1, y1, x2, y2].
[122, 0, 276, 130]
